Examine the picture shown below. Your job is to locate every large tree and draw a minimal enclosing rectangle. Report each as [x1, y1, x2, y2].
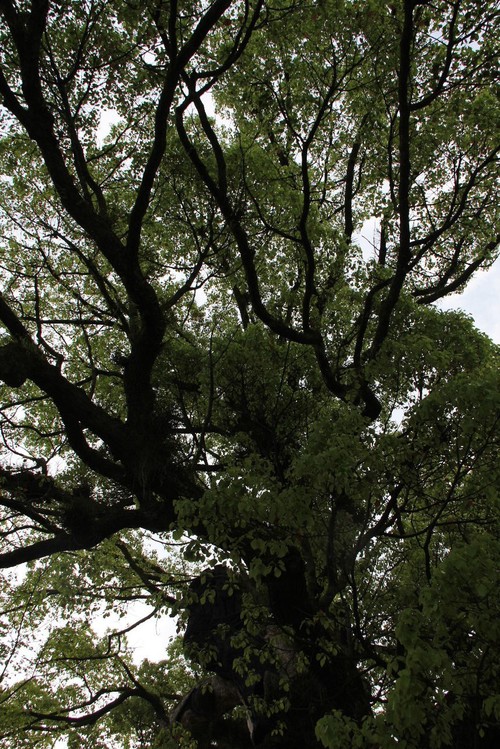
[0, 0, 499, 747]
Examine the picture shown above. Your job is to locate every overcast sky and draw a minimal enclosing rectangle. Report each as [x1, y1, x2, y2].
[438, 258, 500, 343]
[356, 218, 500, 344]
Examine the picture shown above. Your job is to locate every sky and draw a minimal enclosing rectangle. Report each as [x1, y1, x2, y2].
[438, 257, 500, 343]
[356, 218, 500, 344]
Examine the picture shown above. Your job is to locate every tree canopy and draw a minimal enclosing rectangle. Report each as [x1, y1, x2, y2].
[0, 1, 499, 747]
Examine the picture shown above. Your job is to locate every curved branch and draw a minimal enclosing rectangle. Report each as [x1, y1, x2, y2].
[410, 0, 460, 112]
[126, 0, 233, 258]
[29, 689, 141, 727]
[0, 333, 128, 476]
[174, 106, 320, 348]
[368, 0, 414, 359]
[0, 505, 164, 569]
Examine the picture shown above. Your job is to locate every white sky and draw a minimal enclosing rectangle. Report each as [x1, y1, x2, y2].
[357, 218, 500, 344]
[438, 258, 500, 343]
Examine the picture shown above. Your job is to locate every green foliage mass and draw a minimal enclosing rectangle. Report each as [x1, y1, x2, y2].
[0, 0, 498, 747]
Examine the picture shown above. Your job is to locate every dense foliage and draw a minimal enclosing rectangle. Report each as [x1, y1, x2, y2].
[0, 1, 499, 747]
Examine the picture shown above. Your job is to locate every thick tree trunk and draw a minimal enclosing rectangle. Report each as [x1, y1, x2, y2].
[175, 563, 372, 748]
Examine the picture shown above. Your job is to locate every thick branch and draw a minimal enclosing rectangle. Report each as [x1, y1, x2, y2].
[410, 1, 459, 112]
[175, 106, 320, 348]
[368, 0, 414, 358]
[0, 334, 129, 471]
[29, 689, 141, 727]
[126, 0, 233, 258]
[0, 503, 169, 569]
